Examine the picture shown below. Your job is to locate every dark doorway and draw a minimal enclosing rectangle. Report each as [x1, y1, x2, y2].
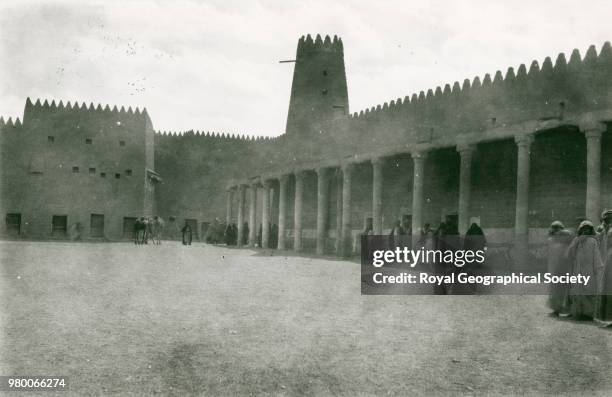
[90, 214, 105, 238]
[6, 213, 21, 236]
[185, 218, 198, 240]
[123, 217, 137, 239]
[52, 215, 67, 237]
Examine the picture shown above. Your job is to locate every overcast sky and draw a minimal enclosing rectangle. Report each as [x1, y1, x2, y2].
[1, 0, 610, 136]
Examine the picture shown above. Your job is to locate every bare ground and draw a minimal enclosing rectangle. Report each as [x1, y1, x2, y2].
[0, 241, 611, 396]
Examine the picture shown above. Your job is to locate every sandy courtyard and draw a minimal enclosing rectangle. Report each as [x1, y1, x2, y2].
[1, 240, 611, 395]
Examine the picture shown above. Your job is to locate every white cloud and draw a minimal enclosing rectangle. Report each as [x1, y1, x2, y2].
[0, 0, 610, 135]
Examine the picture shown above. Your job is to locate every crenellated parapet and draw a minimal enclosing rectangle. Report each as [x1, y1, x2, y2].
[22, 97, 151, 127]
[347, 42, 612, 127]
[297, 34, 343, 55]
[0, 116, 23, 130]
[154, 129, 280, 142]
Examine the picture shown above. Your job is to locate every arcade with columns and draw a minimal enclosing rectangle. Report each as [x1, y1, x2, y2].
[225, 116, 610, 257]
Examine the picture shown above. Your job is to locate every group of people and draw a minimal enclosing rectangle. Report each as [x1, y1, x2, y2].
[133, 216, 164, 245]
[547, 210, 612, 326]
[216, 221, 279, 248]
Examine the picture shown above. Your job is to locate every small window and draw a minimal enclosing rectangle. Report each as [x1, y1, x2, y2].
[323, 70, 328, 76]
[85, 138, 92, 144]
[89, 167, 96, 174]
[72, 166, 79, 173]
[119, 140, 126, 147]
[126, 169, 132, 176]
[115, 173, 121, 179]
[48, 136, 55, 143]
[100, 172, 106, 178]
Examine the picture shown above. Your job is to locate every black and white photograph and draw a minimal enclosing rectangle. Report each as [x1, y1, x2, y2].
[1, 0, 612, 395]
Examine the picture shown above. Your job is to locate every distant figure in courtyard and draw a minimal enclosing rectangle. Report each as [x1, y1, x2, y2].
[596, 210, 612, 325]
[206, 218, 225, 244]
[257, 223, 263, 247]
[152, 216, 164, 245]
[418, 223, 435, 249]
[546, 221, 572, 316]
[444, 218, 466, 294]
[144, 217, 152, 244]
[181, 221, 192, 245]
[69, 222, 82, 241]
[224, 223, 237, 246]
[565, 220, 604, 320]
[389, 220, 406, 248]
[463, 223, 487, 267]
[134, 218, 146, 245]
[270, 223, 279, 249]
[432, 222, 450, 294]
[242, 222, 249, 246]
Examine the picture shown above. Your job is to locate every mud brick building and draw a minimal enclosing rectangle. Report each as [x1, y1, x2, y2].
[2, 34, 612, 255]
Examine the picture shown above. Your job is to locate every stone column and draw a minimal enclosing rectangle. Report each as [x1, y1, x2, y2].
[225, 188, 233, 225]
[335, 170, 343, 254]
[261, 180, 271, 249]
[293, 171, 304, 252]
[277, 175, 288, 250]
[411, 151, 426, 239]
[584, 124, 605, 223]
[248, 182, 258, 247]
[236, 185, 246, 246]
[316, 167, 329, 255]
[340, 163, 354, 257]
[514, 134, 534, 248]
[457, 144, 475, 235]
[372, 157, 384, 235]
[269, 185, 275, 222]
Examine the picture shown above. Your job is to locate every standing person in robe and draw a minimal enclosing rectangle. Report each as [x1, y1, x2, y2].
[463, 223, 487, 268]
[242, 222, 249, 246]
[432, 222, 450, 294]
[546, 221, 572, 316]
[440, 216, 464, 294]
[596, 210, 612, 325]
[145, 217, 153, 245]
[181, 221, 192, 246]
[224, 223, 234, 246]
[152, 216, 164, 245]
[388, 220, 406, 249]
[565, 220, 604, 320]
[270, 223, 278, 249]
[257, 223, 263, 248]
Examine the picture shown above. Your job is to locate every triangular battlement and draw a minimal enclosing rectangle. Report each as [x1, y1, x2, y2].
[348, 41, 612, 120]
[154, 129, 280, 142]
[297, 34, 343, 55]
[23, 97, 146, 123]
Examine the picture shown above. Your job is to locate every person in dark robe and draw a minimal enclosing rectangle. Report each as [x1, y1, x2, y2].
[463, 223, 487, 267]
[432, 222, 450, 294]
[596, 210, 612, 325]
[270, 223, 278, 249]
[242, 222, 249, 246]
[257, 223, 263, 248]
[133, 218, 142, 245]
[232, 223, 239, 245]
[565, 220, 604, 320]
[181, 221, 192, 245]
[546, 221, 573, 316]
[388, 220, 406, 249]
[440, 217, 464, 294]
[144, 217, 152, 244]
